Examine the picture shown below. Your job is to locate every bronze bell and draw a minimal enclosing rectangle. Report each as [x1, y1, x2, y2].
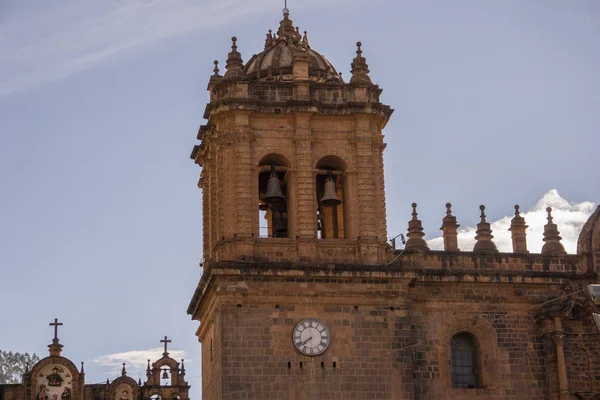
[320, 173, 341, 207]
[263, 165, 286, 204]
[161, 369, 169, 379]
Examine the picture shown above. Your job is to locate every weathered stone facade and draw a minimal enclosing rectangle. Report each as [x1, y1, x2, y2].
[188, 9, 600, 400]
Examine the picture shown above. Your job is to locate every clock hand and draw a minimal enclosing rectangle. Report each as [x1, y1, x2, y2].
[301, 336, 313, 345]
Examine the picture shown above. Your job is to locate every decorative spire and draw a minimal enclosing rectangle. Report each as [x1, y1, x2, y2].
[122, 363, 127, 376]
[440, 202, 460, 251]
[48, 318, 64, 357]
[350, 42, 372, 84]
[277, 8, 301, 44]
[207, 60, 222, 92]
[302, 30, 310, 48]
[80, 362, 85, 374]
[180, 359, 186, 374]
[265, 30, 274, 48]
[223, 37, 245, 80]
[106, 378, 110, 385]
[212, 60, 220, 78]
[473, 205, 499, 254]
[25, 361, 29, 374]
[508, 205, 529, 253]
[138, 378, 142, 386]
[404, 203, 429, 252]
[146, 359, 152, 378]
[541, 207, 567, 256]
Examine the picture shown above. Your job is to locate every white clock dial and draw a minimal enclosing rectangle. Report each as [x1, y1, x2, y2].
[293, 318, 330, 356]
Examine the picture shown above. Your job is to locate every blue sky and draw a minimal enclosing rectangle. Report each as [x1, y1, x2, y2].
[0, 0, 599, 398]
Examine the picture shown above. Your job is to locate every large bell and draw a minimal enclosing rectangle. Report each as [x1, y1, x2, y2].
[161, 369, 169, 379]
[320, 175, 342, 207]
[263, 165, 286, 204]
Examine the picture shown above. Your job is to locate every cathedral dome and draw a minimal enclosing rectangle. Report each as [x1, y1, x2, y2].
[243, 11, 343, 83]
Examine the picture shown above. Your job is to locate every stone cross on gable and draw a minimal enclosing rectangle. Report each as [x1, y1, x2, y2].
[49, 318, 63, 340]
[160, 336, 171, 356]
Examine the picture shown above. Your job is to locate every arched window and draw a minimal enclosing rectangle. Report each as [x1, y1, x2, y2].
[258, 154, 289, 238]
[316, 156, 346, 239]
[451, 333, 480, 388]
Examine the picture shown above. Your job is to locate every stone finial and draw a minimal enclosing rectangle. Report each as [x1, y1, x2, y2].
[265, 30, 274, 48]
[212, 60, 220, 77]
[122, 363, 127, 376]
[302, 30, 310, 48]
[138, 378, 142, 386]
[207, 60, 222, 92]
[180, 359, 186, 373]
[541, 207, 567, 256]
[223, 37, 245, 80]
[440, 202, 460, 251]
[350, 41, 372, 85]
[405, 203, 429, 252]
[508, 205, 529, 253]
[473, 205, 499, 254]
[80, 362, 84, 374]
[146, 359, 152, 378]
[106, 378, 110, 385]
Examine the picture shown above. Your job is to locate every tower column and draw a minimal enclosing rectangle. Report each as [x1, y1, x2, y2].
[233, 113, 253, 239]
[355, 115, 377, 239]
[294, 112, 315, 239]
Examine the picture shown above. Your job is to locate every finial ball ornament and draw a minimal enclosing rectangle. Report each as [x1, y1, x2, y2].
[412, 202, 417, 208]
[479, 205, 485, 211]
[357, 41, 362, 47]
[232, 36, 237, 43]
[515, 204, 519, 210]
[446, 202, 451, 209]
[546, 207, 552, 213]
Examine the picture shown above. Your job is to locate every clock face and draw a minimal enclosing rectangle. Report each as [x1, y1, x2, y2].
[293, 319, 330, 356]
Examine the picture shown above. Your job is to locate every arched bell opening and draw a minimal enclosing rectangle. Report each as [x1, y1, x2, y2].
[316, 156, 347, 239]
[160, 368, 171, 386]
[258, 154, 290, 238]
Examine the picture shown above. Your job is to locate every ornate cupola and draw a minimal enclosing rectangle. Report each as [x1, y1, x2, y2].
[243, 10, 342, 83]
[189, 8, 393, 272]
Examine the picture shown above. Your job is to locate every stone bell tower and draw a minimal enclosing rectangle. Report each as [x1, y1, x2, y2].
[188, 8, 394, 399]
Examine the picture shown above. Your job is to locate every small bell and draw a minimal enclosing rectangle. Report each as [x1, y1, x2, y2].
[263, 165, 286, 204]
[162, 369, 169, 379]
[320, 171, 341, 207]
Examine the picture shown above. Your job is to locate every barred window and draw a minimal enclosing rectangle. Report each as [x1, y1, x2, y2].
[451, 333, 480, 388]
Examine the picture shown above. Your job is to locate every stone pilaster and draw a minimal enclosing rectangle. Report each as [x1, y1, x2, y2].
[373, 139, 388, 243]
[355, 115, 376, 239]
[293, 113, 315, 239]
[233, 114, 253, 238]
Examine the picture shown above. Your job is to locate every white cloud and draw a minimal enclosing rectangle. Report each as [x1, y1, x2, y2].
[91, 347, 186, 378]
[0, 0, 345, 97]
[427, 189, 595, 253]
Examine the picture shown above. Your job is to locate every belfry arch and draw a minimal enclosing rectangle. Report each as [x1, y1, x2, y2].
[257, 153, 291, 239]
